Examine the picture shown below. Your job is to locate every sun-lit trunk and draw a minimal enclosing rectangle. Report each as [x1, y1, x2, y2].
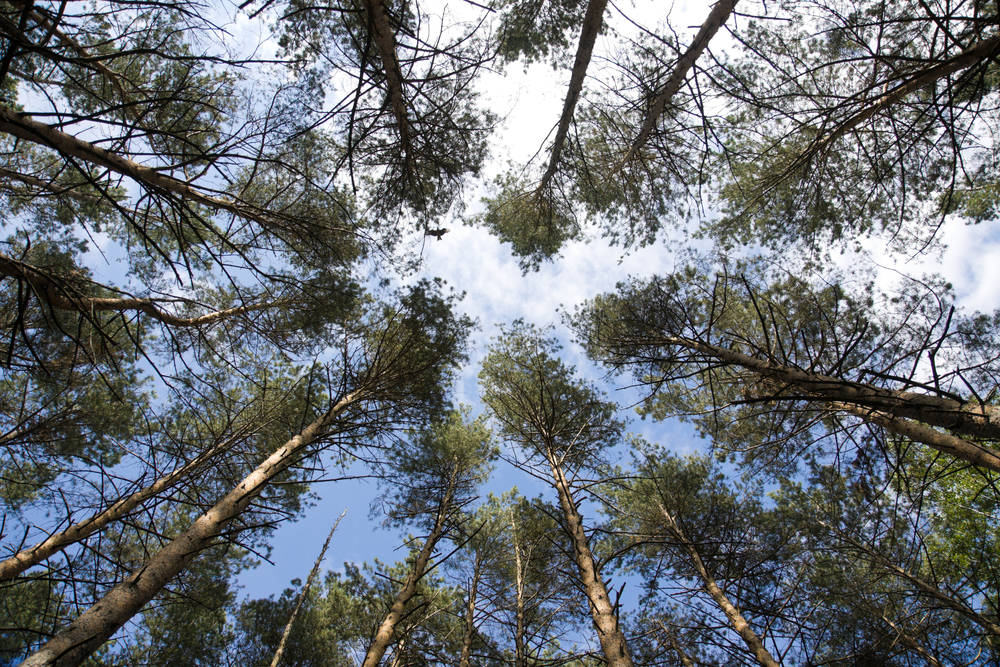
[657, 502, 779, 667]
[546, 451, 634, 667]
[20, 391, 364, 667]
[361, 469, 457, 667]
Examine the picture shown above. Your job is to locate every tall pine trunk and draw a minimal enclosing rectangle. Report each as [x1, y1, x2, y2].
[21, 390, 365, 667]
[361, 471, 456, 667]
[657, 503, 780, 667]
[546, 451, 634, 667]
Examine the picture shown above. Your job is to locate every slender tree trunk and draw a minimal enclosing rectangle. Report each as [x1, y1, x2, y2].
[537, 0, 607, 192]
[813, 33, 1000, 153]
[510, 510, 527, 667]
[360, 0, 414, 170]
[0, 426, 255, 582]
[361, 470, 457, 667]
[458, 557, 481, 667]
[0, 106, 284, 229]
[657, 503, 780, 667]
[545, 451, 634, 667]
[0, 253, 284, 328]
[662, 335, 1000, 447]
[656, 620, 696, 667]
[269, 510, 347, 667]
[624, 0, 738, 161]
[20, 390, 365, 667]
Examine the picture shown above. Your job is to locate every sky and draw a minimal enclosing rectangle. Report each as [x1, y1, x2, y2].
[208, 0, 1000, 616]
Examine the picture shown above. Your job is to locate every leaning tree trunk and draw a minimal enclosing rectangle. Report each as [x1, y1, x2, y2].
[657, 503, 780, 667]
[20, 390, 366, 667]
[0, 425, 254, 582]
[536, 0, 607, 192]
[624, 0, 738, 162]
[545, 451, 634, 667]
[270, 510, 347, 667]
[662, 335, 1000, 471]
[360, 469, 457, 667]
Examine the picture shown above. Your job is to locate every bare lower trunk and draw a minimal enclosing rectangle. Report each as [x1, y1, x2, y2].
[625, 0, 737, 161]
[0, 426, 252, 582]
[658, 503, 780, 667]
[537, 0, 607, 191]
[510, 511, 527, 667]
[21, 391, 364, 667]
[361, 475, 456, 667]
[546, 452, 633, 667]
[270, 510, 347, 667]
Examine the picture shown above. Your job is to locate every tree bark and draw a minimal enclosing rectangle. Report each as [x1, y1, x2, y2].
[0, 427, 253, 582]
[0, 106, 293, 231]
[657, 502, 780, 667]
[830, 401, 1000, 473]
[662, 335, 1000, 451]
[360, 0, 414, 172]
[457, 557, 481, 667]
[510, 510, 528, 667]
[625, 0, 738, 162]
[20, 390, 365, 667]
[360, 468, 457, 667]
[812, 33, 1000, 154]
[269, 510, 346, 667]
[545, 451, 634, 667]
[0, 253, 284, 329]
[537, 0, 608, 192]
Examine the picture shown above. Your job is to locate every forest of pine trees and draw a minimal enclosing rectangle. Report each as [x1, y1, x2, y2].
[1, 0, 999, 664]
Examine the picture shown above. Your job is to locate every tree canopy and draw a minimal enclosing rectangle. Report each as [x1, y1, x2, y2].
[1, 0, 999, 665]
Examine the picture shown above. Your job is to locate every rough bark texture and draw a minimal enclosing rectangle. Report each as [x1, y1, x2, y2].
[360, 470, 457, 667]
[360, 0, 414, 170]
[20, 391, 364, 667]
[270, 510, 346, 667]
[657, 503, 780, 667]
[537, 0, 608, 191]
[663, 335, 1000, 445]
[625, 0, 738, 161]
[546, 452, 634, 667]
[0, 429, 247, 582]
[831, 401, 1000, 473]
[0, 253, 282, 328]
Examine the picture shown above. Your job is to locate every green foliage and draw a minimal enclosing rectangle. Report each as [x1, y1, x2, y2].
[479, 174, 580, 271]
[493, 0, 589, 64]
[480, 321, 623, 468]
